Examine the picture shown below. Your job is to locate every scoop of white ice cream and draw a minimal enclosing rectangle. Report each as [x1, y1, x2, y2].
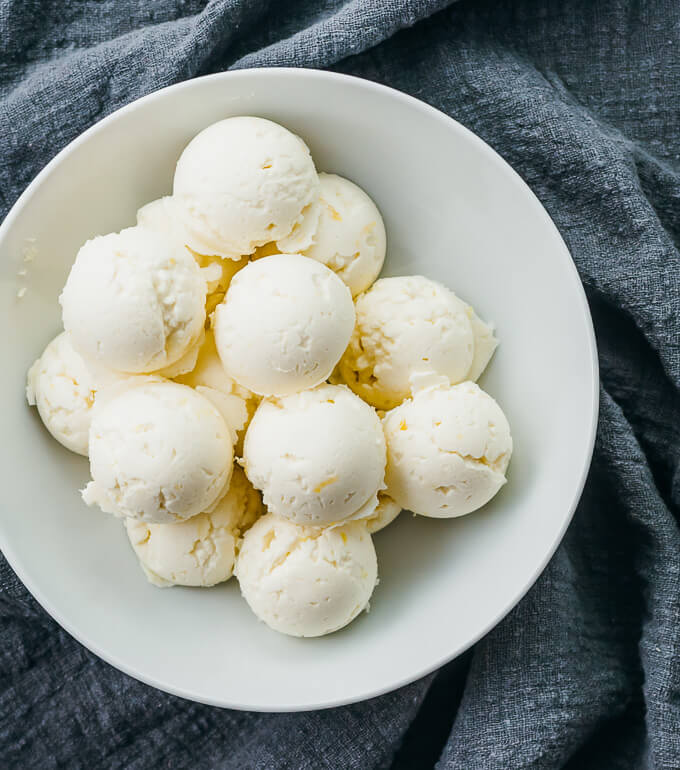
[125, 466, 263, 587]
[339, 276, 475, 410]
[365, 493, 401, 534]
[213, 254, 355, 397]
[383, 382, 512, 518]
[137, 196, 248, 313]
[83, 381, 233, 523]
[174, 330, 258, 449]
[236, 514, 377, 637]
[244, 384, 385, 527]
[26, 332, 127, 456]
[173, 117, 319, 260]
[60, 226, 206, 374]
[278, 173, 386, 297]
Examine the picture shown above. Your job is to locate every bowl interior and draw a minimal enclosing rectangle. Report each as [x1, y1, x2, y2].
[0, 69, 597, 710]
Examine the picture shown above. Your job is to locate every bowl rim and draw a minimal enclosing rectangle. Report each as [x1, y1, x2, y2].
[0, 67, 599, 711]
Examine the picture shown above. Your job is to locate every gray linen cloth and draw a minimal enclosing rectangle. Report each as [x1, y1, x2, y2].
[1, 1, 679, 767]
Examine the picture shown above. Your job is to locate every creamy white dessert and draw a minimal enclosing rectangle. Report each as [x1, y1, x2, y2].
[243, 384, 386, 527]
[137, 196, 248, 314]
[235, 514, 378, 637]
[173, 117, 319, 260]
[213, 254, 355, 397]
[339, 276, 475, 410]
[60, 226, 206, 374]
[125, 466, 263, 587]
[365, 493, 401, 534]
[26, 114, 514, 640]
[26, 332, 127, 456]
[83, 381, 234, 523]
[174, 330, 257, 449]
[151, 327, 206, 379]
[278, 173, 386, 297]
[382, 381, 512, 518]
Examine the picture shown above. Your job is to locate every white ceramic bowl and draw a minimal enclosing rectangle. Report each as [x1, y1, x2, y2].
[0, 69, 598, 711]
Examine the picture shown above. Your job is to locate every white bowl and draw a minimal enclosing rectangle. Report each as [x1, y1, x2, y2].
[0, 69, 598, 711]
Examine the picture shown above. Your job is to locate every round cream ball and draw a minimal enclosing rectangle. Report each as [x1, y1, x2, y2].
[278, 173, 386, 296]
[83, 381, 234, 523]
[60, 227, 206, 374]
[125, 466, 263, 587]
[173, 117, 319, 259]
[339, 275, 475, 410]
[26, 332, 126, 456]
[213, 254, 355, 397]
[243, 384, 386, 527]
[236, 514, 377, 637]
[383, 382, 512, 518]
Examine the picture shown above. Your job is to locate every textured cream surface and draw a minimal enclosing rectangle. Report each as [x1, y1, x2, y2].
[26, 332, 126, 456]
[235, 514, 377, 637]
[365, 492, 402, 534]
[125, 466, 263, 587]
[173, 117, 319, 259]
[83, 381, 234, 523]
[275, 197, 321, 253]
[339, 276, 475, 410]
[383, 381, 512, 518]
[243, 384, 386, 527]
[136, 196, 191, 251]
[174, 330, 257, 448]
[280, 173, 386, 297]
[137, 196, 248, 311]
[60, 226, 206, 374]
[152, 328, 205, 379]
[213, 254, 355, 396]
